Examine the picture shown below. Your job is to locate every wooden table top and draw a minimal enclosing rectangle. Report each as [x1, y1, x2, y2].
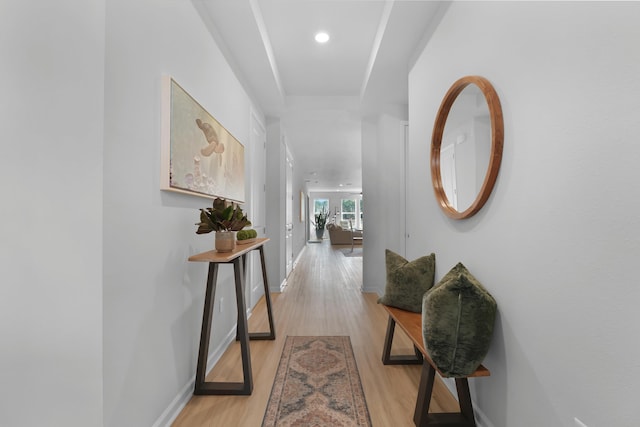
[188, 237, 270, 263]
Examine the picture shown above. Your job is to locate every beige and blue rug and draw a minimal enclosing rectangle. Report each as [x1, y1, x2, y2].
[262, 336, 372, 427]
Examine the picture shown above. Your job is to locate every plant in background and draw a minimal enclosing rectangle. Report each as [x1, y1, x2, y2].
[313, 208, 329, 231]
[196, 198, 251, 234]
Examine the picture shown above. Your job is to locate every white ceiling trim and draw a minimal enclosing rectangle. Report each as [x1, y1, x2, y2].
[249, 0, 285, 102]
[359, 0, 394, 100]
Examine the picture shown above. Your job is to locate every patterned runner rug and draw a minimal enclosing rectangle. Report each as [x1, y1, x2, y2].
[262, 336, 372, 427]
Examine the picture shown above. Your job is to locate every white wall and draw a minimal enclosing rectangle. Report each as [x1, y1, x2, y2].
[103, 0, 264, 425]
[0, 1, 105, 425]
[408, 2, 640, 426]
[362, 118, 380, 293]
[362, 110, 407, 294]
[378, 113, 407, 255]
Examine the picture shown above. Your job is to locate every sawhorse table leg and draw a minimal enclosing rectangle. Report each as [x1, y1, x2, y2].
[413, 363, 477, 427]
[240, 246, 276, 340]
[382, 315, 423, 365]
[194, 257, 253, 395]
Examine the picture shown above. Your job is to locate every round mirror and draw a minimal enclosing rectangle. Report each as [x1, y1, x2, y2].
[431, 76, 503, 219]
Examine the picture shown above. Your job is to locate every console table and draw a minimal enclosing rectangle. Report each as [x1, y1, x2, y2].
[188, 237, 275, 395]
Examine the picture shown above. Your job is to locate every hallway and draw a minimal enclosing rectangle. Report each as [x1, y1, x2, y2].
[172, 241, 458, 426]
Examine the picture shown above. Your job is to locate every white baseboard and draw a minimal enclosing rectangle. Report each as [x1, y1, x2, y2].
[361, 284, 381, 293]
[473, 404, 495, 427]
[278, 278, 287, 292]
[151, 327, 237, 427]
[272, 247, 306, 294]
[292, 246, 306, 270]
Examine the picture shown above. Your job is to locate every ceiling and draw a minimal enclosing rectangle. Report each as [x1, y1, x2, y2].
[193, 0, 447, 193]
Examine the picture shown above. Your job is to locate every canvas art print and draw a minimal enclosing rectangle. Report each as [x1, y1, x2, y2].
[161, 76, 245, 202]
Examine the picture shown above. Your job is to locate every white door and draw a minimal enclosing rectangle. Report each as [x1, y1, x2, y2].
[249, 112, 266, 308]
[285, 155, 293, 276]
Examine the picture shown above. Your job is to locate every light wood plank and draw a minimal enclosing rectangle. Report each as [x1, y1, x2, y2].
[173, 241, 459, 427]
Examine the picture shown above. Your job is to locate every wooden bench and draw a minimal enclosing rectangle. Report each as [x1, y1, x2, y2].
[381, 304, 490, 427]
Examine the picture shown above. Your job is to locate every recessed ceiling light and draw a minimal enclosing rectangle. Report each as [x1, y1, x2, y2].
[315, 32, 330, 44]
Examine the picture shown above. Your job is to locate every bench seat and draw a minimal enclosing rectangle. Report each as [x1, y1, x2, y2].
[381, 304, 490, 427]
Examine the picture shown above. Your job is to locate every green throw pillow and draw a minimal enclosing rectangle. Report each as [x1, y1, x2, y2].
[378, 249, 435, 313]
[422, 263, 496, 377]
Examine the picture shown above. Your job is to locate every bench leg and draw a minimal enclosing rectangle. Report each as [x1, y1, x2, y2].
[414, 363, 436, 426]
[413, 365, 477, 427]
[455, 378, 476, 427]
[382, 315, 424, 365]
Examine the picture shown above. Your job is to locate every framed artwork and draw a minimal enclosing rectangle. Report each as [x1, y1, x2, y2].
[300, 191, 305, 222]
[161, 76, 245, 202]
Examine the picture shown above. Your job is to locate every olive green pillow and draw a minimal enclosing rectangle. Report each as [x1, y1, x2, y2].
[422, 263, 496, 377]
[378, 249, 436, 313]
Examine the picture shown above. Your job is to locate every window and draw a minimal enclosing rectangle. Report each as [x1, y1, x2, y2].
[341, 198, 363, 229]
[341, 199, 356, 223]
[314, 198, 329, 215]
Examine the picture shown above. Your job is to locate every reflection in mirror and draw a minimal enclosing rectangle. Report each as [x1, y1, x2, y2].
[440, 85, 491, 212]
[431, 76, 503, 219]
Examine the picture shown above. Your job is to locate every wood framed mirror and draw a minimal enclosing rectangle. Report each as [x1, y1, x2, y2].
[431, 75, 504, 219]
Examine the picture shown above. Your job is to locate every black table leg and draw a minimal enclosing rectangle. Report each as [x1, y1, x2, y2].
[194, 258, 253, 395]
[248, 245, 276, 340]
[194, 263, 218, 392]
[235, 247, 276, 341]
[233, 256, 253, 394]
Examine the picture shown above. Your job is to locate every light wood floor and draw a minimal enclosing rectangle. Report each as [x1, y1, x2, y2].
[172, 241, 458, 426]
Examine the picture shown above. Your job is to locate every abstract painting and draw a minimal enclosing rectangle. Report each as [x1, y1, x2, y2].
[161, 76, 245, 202]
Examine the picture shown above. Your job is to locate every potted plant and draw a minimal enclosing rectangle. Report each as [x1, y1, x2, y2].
[196, 198, 251, 252]
[312, 208, 329, 240]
